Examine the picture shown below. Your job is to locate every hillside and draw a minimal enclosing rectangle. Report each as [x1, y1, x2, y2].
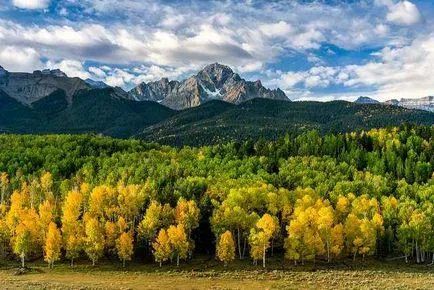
[140, 99, 434, 146]
[0, 88, 175, 138]
[35, 88, 176, 137]
[1, 87, 433, 142]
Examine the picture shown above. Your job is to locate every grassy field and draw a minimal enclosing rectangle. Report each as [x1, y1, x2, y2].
[1, 256, 434, 289]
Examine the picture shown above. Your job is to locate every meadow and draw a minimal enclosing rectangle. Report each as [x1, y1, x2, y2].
[2, 257, 434, 289]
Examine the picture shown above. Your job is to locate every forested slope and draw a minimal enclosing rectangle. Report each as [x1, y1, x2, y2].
[0, 124, 433, 268]
[140, 99, 434, 146]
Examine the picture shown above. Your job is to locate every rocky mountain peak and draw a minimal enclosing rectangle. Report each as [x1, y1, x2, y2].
[201, 63, 234, 76]
[129, 63, 289, 110]
[33, 69, 68, 78]
[0, 66, 89, 105]
[355, 96, 380, 104]
[0, 65, 8, 76]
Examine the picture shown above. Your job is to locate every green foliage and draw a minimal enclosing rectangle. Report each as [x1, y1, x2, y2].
[0, 125, 433, 267]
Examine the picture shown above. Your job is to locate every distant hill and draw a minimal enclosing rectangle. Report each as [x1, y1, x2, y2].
[139, 98, 434, 146]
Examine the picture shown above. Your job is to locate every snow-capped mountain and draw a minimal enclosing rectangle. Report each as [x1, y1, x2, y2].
[129, 63, 289, 110]
[385, 96, 434, 112]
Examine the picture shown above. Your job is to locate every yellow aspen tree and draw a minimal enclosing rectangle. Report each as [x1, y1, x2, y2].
[44, 222, 62, 269]
[285, 219, 302, 264]
[252, 213, 278, 267]
[167, 224, 189, 267]
[116, 232, 134, 268]
[117, 183, 146, 224]
[38, 200, 54, 248]
[12, 208, 39, 268]
[317, 204, 335, 262]
[248, 229, 267, 266]
[152, 228, 171, 267]
[62, 190, 84, 266]
[216, 230, 235, 267]
[175, 199, 200, 260]
[344, 213, 362, 260]
[175, 199, 200, 237]
[13, 223, 31, 268]
[0, 172, 9, 205]
[104, 221, 117, 250]
[117, 216, 129, 233]
[84, 217, 105, 266]
[40, 172, 54, 202]
[330, 223, 344, 258]
[138, 201, 174, 254]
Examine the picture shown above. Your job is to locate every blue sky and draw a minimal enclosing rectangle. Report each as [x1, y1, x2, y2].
[0, 0, 433, 101]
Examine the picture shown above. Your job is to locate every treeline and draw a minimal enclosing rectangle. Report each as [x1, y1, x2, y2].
[0, 124, 433, 268]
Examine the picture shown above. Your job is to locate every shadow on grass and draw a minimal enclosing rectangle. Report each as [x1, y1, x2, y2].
[2, 255, 434, 277]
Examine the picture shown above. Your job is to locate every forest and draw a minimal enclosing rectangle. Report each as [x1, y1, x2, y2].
[0, 123, 433, 269]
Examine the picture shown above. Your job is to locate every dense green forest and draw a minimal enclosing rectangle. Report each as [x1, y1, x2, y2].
[0, 124, 433, 268]
[1, 87, 434, 142]
[140, 99, 434, 146]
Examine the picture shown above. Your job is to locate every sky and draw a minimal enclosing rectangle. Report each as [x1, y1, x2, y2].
[0, 0, 433, 101]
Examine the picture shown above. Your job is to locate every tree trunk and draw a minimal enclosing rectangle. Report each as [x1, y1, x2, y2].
[263, 245, 266, 268]
[177, 255, 180, 267]
[159, 261, 162, 267]
[242, 237, 247, 259]
[353, 251, 357, 261]
[71, 258, 74, 267]
[327, 241, 330, 263]
[123, 259, 125, 268]
[21, 253, 25, 268]
[237, 228, 242, 259]
[416, 241, 420, 264]
[92, 258, 95, 266]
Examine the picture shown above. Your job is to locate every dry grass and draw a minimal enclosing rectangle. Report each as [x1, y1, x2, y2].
[1, 256, 434, 289]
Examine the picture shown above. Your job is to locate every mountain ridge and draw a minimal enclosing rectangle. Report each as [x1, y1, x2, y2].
[129, 63, 289, 110]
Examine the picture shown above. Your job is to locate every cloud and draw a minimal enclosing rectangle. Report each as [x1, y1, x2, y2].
[268, 34, 434, 101]
[0, 0, 431, 99]
[46, 59, 90, 79]
[12, 0, 50, 9]
[386, 1, 421, 25]
[259, 21, 292, 38]
[0, 46, 43, 71]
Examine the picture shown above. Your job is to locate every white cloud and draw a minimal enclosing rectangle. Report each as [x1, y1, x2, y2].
[0, 46, 43, 71]
[46, 59, 90, 79]
[268, 34, 434, 101]
[88, 66, 107, 79]
[259, 21, 292, 38]
[12, 0, 50, 9]
[386, 1, 421, 25]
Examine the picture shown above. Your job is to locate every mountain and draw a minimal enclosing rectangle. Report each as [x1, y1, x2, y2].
[85, 78, 109, 89]
[35, 88, 175, 137]
[129, 63, 289, 110]
[355, 96, 380, 104]
[140, 99, 434, 146]
[352, 95, 434, 112]
[0, 66, 90, 105]
[385, 96, 434, 112]
[0, 89, 39, 133]
[0, 87, 175, 138]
